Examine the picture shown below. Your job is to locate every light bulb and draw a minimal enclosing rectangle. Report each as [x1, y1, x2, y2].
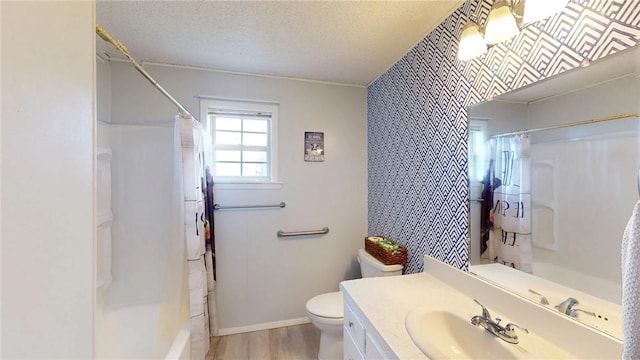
[484, 1, 519, 45]
[458, 21, 487, 61]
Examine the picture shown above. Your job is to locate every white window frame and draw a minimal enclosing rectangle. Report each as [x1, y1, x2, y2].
[200, 98, 280, 189]
[468, 118, 489, 183]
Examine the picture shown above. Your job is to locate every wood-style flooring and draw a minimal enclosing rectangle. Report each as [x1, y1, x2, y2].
[206, 324, 320, 360]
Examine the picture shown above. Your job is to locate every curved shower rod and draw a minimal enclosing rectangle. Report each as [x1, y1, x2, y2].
[95, 24, 194, 119]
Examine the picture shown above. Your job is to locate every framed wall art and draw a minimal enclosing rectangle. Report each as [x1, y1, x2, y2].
[304, 132, 324, 162]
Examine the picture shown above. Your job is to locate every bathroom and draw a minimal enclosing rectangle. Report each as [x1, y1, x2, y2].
[2, 0, 639, 359]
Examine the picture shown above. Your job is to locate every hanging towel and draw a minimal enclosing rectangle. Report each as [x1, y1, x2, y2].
[622, 200, 640, 359]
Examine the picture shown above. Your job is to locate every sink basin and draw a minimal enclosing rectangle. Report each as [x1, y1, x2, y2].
[406, 308, 513, 359]
[405, 307, 572, 359]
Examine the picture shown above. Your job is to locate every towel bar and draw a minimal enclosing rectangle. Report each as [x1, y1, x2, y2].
[214, 202, 286, 211]
[277, 227, 329, 237]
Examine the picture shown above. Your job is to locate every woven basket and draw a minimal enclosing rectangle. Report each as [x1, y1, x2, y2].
[364, 236, 407, 265]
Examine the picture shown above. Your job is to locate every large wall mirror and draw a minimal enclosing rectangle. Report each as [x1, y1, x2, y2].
[467, 45, 639, 340]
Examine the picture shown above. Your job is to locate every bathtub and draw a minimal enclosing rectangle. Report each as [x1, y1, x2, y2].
[96, 304, 190, 360]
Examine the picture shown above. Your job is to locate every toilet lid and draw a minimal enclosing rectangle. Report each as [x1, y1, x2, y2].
[306, 291, 343, 319]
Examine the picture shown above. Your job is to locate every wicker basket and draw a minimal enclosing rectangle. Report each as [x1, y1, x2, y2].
[364, 236, 407, 265]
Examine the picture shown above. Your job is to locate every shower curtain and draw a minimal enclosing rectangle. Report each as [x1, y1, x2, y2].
[179, 115, 217, 359]
[481, 134, 533, 272]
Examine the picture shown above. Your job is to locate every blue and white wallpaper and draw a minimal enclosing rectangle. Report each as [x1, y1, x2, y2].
[368, 0, 640, 273]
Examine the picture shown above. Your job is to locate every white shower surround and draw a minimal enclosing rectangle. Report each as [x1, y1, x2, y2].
[106, 124, 179, 306]
[526, 74, 640, 293]
[530, 126, 639, 296]
[95, 122, 191, 359]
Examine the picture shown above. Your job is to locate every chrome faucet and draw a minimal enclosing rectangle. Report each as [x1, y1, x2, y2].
[555, 297, 578, 314]
[555, 297, 596, 318]
[470, 299, 529, 344]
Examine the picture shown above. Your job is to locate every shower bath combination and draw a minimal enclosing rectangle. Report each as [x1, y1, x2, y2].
[95, 25, 215, 360]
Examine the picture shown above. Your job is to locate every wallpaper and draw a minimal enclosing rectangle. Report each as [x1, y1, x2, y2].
[367, 0, 640, 273]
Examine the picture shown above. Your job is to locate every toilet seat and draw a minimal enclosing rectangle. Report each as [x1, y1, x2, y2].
[306, 291, 343, 319]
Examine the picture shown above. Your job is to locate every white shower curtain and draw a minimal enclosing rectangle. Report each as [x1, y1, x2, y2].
[483, 134, 533, 272]
[178, 115, 218, 360]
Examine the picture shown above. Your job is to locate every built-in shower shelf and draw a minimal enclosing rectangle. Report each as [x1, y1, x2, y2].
[97, 211, 113, 226]
[96, 147, 112, 290]
[97, 147, 112, 158]
[96, 276, 112, 289]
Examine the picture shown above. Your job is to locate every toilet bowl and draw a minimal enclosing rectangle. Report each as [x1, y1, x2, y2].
[306, 248, 403, 360]
[306, 291, 344, 360]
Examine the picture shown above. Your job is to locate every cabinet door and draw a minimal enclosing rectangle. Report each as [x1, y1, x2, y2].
[344, 326, 365, 360]
[365, 331, 385, 360]
[344, 302, 366, 351]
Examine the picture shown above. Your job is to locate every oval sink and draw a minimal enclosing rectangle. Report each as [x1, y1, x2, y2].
[405, 308, 514, 359]
[405, 307, 572, 359]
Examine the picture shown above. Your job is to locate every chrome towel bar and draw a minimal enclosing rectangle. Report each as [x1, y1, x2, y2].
[277, 227, 329, 237]
[214, 202, 286, 211]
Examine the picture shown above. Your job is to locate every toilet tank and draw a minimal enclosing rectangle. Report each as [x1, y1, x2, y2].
[357, 249, 403, 278]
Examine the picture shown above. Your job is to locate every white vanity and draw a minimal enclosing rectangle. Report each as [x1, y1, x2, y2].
[340, 255, 622, 359]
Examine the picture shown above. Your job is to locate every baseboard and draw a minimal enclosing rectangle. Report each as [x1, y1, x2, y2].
[216, 317, 311, 336]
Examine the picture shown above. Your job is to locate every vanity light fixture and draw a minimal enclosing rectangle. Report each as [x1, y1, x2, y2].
[457, 0, 568, 61]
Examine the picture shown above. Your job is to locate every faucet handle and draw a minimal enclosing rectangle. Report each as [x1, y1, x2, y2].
[528, 289, 550, 305]
[569, 308, 596, 318]
[473, 299, 492, 320]
[505, 322, 529, 337]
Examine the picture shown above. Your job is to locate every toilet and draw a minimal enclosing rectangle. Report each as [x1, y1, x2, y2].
[305, 248, 403, 360]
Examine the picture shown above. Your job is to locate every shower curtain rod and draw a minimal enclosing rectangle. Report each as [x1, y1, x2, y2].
[491, 112, 639, 138]
[95, 24, 194, 118]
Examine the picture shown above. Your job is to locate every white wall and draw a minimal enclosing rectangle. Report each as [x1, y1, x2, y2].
[1, 2, 95, 358]
[526, 74, 639, 133]
[109, 62, 368, 331]
[469, 100, 527, 137]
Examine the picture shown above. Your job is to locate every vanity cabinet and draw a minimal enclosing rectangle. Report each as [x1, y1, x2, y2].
[340, 257, 622, 359]
[343, 299, 393, 360]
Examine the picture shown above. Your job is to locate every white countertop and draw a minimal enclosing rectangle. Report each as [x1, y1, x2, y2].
[339, 256, 622, 359]
[340, 272, 480, 359]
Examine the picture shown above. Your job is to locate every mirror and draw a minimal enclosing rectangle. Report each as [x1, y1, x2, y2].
[467, 45, 640, 340]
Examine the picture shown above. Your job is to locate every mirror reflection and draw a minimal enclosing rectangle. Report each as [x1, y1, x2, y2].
[467, 45, 640, 340]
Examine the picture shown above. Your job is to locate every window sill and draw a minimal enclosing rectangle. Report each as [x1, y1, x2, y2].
[213, 182, 283, 190]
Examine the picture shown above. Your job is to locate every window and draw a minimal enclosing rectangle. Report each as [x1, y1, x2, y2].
[201, 99, 279, 185]
[468, 119, 488, 182]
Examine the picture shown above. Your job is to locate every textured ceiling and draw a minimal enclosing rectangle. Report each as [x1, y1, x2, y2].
[96, 1, 464, 86]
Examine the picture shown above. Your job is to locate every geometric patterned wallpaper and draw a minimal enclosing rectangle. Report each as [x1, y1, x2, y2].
[368, 0, 640, 274]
